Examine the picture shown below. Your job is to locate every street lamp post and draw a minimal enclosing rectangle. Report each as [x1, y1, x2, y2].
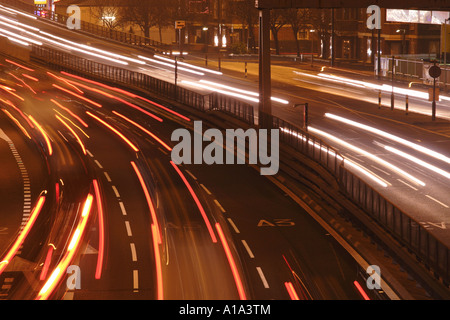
[294, 103, 309, 130]
[444, 18, 449, 89]
[174, 56, 184, 100]
[391, 55, 395, 110]
[310, 29, 315, 67]
[396, 29, 406, 55]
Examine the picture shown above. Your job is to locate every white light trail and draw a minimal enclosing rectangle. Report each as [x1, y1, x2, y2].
[0, 15, 39, 31]
[325, 113, 450, 165]
[308, 126, 426, 187]
[0, 33, 29, 46]
[39, 31, 145, 65]
[279, 127, 389, 187]
[384, 145, 450, 180]
[138, 55, 205, 76]
[0, 5, 37, 20]
[294, 71, 450, 103]
[153, 54, 223, 75]
[199, 80, 289, 105]
[182, 80, 259, 102]
[0, 27, 42, 45]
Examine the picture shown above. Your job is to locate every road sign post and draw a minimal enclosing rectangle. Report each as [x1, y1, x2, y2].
[294, 103, 309, 130]
[429, 62, 441, 121]
[175, 21, 185, 56]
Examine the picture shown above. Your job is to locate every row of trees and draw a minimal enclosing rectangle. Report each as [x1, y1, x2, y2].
[228, 1, 333, 56]
[90, 0, 180, 43]
[90, 0, 334, 56]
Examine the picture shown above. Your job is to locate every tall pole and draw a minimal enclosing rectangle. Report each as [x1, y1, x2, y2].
[444, 18, 449, 89]
[377, 29, 381, 78]
[432, 60, 437, 121]
[331, 8, 335, 67]
[259, 8, 272, 129]
[174, 56, 178, 100]
[391, 55, 395, 110]
[217, 0, 222, 70]
[218, 0, 222, 48]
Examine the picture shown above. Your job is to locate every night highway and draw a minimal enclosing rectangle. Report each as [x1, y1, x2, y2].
[0, 56, 381, 301]
[0, 0, 450, 310]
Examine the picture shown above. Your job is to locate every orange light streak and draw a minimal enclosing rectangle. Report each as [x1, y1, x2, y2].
[0, 98, 34, 128]
[0, 195, 45, 276]
[40, 244, 54, 281]
[285, 282, 300, 300]
[36, 193, 93, 300]
[215, 222, 246, 300]
[59, 71, 190, 121]
[93, 180, 104, 279]
[1, 109, 31, 139]
[354, 280, 370, 300]
[50, 99, 88, 128]
[64, 78, 163, 122]
[86, 111, 139, 152]
[151, 224, 164, 300]
[0, 85, 24, 101]
[21, 74, 39, 82]
[7, 72, 36, 94]
[130, 161, 161, 244]
[52, 84, 102, 108]
[46, 72, 83, 94]
[5, 59, 34, 71]
[170, 161, 217, 243]
[55, 114, 86, 155]
[114, 111, 171, 151]
[28, 115, 53, 156]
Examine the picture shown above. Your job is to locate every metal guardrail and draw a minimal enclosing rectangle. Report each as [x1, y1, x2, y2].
[267, 113, 449, 286]
[30, 44, 253, 123]
[29, 43, 449, 287]
[378, 55, 450, 87]
[0, 0, 171, 54]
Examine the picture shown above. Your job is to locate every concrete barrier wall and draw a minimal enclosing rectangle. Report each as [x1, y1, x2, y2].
[0, 37, 30, 62]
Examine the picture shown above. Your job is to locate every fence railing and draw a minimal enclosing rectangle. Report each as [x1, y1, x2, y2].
[31, 44, 253, 122]
[0, 0, 171, 54]
[377, 55, 450, 87]
[266, 112, 449, 286]
[29, 43, 450, 287]
[339, 169, 449, 284]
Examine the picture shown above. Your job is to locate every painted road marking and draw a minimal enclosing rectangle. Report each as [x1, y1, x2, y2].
[425, 194, 449, 208]
[256, 267, 270, 288]
[119, 201, 127, 216]
[200, 183, 212, 195]
[125, 221, 133, 236]
[111, 185, 121, 198]
[130, 243, 137, 261]
[241, 240, 254, 258]
[103, 172, 112, 182]
[227, 218, 240, 234]
[214, 199, 226, 213]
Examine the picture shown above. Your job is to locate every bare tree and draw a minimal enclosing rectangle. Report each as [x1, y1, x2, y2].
[270, 9, 287, 55]
[309, 9, 332, 58]
[228, 0, 258, 52]
[120, 0, 177, 41]
[284, 8, 312, 57]
[120, 0, 154, 38]
[153, 0, 178, 43]
[90, 0, 125, 30]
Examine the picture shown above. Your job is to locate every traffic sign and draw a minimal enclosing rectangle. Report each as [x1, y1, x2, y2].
[429, 65, 441, 78]
[175, 21, 185, 29]
[429, 87, 440, 101]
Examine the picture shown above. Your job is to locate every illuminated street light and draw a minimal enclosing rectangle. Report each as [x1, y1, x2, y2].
[396, 29, 406, 55]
